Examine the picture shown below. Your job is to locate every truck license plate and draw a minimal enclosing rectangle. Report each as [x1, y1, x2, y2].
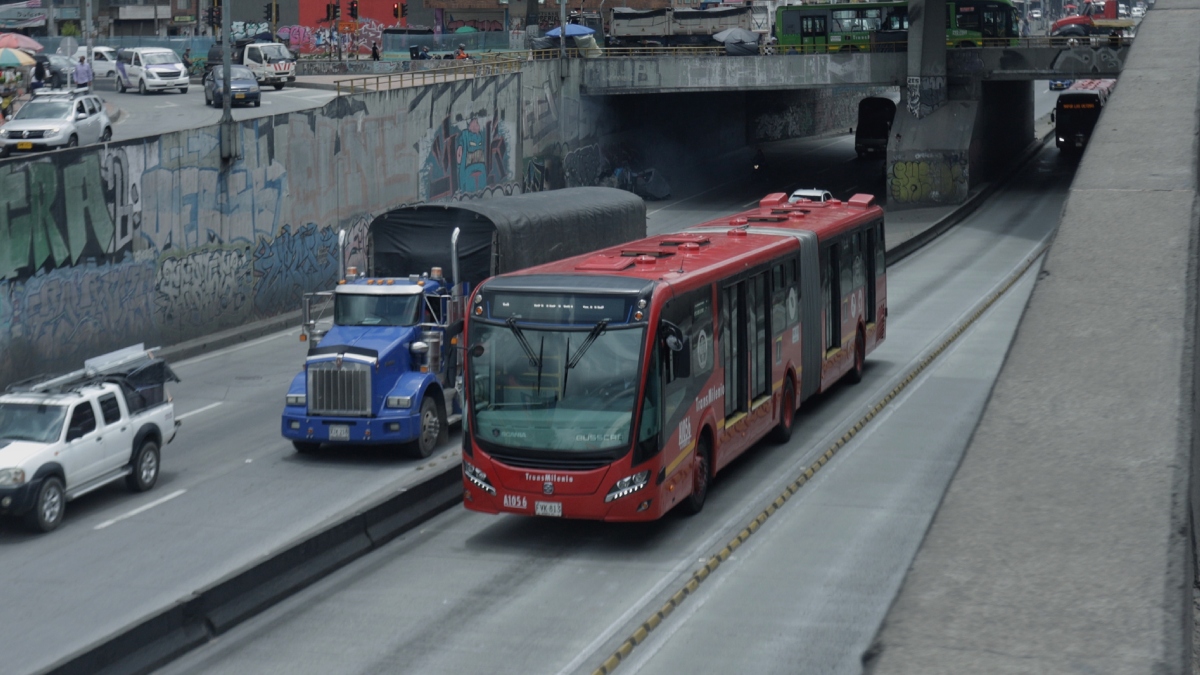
[16, 142, 32, 150]
[328, 424, 350, 441]
[534, 501, 562, 517]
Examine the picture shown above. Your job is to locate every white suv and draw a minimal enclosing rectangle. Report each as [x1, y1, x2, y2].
[115, 47, 189, 95]
[788, 188, 835, 203]
[0, 91, 112, 158]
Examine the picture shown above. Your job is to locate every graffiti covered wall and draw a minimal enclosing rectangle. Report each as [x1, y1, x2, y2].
[748, 86, 896, 143]
[0, 67, 535, 387]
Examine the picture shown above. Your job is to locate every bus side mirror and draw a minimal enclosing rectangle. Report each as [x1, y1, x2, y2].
[661, 321, 690, 379]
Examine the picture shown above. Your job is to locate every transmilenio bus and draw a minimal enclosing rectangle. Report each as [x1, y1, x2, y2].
[461, 192, 887, 521]
[1054, 79, 1116, 152]
[774, 0, 1020, 52]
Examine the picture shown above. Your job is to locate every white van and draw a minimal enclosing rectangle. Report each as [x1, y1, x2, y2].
[114, 47, 189, 95]
[73, 46, 118, 79]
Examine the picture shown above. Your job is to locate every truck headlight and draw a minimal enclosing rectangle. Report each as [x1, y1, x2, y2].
[386, 396, 412, 409]
[605, 470, 650, 503]
[0, 468, 27, 486]
[286, 394, 306, 406]
[463, 461, 496, 495]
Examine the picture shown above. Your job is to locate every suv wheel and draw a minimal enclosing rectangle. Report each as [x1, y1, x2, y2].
[138, 79, 147, 95]
[24, 477, 66, 533]
[100, 127, 112, 143]
[66, 135, 78, 148]
[126, 440, 160, 492]
[115, 74, 125, 93]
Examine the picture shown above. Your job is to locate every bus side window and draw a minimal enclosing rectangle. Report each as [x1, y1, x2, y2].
[772, 263, 787, 338]
[876, 223, 886, 275]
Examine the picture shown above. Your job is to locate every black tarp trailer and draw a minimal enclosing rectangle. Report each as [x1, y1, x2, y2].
[368, 187, 647, 289]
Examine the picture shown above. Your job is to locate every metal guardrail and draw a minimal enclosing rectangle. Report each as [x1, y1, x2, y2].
[333, 54, 522, 96]
[331, 35, 1131, 95]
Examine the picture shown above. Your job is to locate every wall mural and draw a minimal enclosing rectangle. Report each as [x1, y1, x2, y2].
[0, 65, 543, 387]
[889, 154, 968, 205]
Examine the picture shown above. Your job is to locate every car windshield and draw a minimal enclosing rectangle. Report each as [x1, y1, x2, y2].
[144, 51, 181, 65]
[213, 66, 256, 81]
[0, 403, 68, 444]
[260, 44, 293, 61]
[14, 101, 71, 120]
[468, 322, 646, 452]
[334, 293, 422, 327]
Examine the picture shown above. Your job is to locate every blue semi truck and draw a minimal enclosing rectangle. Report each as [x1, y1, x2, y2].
[281, 188, 647, 457]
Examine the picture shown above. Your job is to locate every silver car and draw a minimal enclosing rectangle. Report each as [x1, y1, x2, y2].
[0, 92, 112, 158]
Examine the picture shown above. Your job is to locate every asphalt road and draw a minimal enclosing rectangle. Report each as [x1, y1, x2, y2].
[153, 144, 1078, 675]
[87, 78, 337, 143]
[0, 85, 1064, 675]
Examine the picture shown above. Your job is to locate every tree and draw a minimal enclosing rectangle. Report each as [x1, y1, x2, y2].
[60, 21, 80, 37]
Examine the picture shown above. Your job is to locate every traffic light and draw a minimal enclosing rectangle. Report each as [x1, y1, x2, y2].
[211, 4, 222, 26]
[392, 2, 399, 18]
[325, 2, 333, 20]
[401, 2, 407, 17]
[333, 4, 341, 19]
[263, 2, 272, 21]
[349, 0, 358, 19]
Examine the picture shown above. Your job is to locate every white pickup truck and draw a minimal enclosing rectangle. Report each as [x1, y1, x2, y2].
[0, 345, 180, 533]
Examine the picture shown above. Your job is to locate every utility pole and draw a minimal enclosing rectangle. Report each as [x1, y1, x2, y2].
[85, 0, 93, 90]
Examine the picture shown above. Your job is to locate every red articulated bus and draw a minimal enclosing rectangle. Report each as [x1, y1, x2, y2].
[461, 192, 887, 521]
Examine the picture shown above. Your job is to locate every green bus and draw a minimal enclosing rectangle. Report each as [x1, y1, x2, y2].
[774, 0, 1020, 53]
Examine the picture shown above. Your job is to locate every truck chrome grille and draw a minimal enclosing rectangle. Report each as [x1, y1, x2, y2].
[308, 361, 372, 416]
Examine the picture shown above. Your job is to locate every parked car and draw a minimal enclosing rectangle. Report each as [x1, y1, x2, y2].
[115, 47, 189, 95]
[1131, 6, 1145, 17]
[73, 46, 119, 79]
[1030, 9, 1043, 19]
[0, 91, 112, 158]
[203, 65, 262, 108]
[33, 53, 74, 90]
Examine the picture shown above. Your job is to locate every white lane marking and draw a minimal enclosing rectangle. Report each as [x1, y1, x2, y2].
[155, 101, 179, 108]
[95, 489, 186, 530]
[177, 401, 223, 420]
[175, 329, 293, 367]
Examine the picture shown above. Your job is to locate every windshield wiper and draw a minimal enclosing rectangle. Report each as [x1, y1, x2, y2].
[506, 317, 540, 368]
[567, 320, 609, 370]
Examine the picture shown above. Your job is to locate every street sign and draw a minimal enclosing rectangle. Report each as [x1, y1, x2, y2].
[338, 20, 357, 32]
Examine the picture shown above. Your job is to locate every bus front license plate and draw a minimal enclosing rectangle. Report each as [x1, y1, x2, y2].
[535, 501, 562, 517]
[328, 424, 350, 441]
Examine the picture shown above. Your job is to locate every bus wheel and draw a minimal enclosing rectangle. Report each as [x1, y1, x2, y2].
[850, 327, 866, 384]
[770, 379, 795, 444]
[682, 436, 711, 515]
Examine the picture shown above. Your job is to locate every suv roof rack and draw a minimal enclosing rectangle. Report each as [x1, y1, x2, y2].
[4, 344, 176, 395]
[31, 87, 91, 99]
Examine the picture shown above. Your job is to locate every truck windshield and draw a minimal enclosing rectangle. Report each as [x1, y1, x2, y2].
[468, 322, 645, 452]
[0, 403, 68, 444]
[334, 293, 422, 327]
[259, 44, 293, 61]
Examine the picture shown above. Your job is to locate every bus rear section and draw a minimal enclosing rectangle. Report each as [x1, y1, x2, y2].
[462, 194, 887, 522]
[1055, 79, 1116, 152]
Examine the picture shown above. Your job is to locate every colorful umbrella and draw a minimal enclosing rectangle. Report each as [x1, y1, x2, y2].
[0, 32, 44, 52]
[0, 46, 36, 68]
[545, 23, 595, 38]
[454, 26, 479, 33]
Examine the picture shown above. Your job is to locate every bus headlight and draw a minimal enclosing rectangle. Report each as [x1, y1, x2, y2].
[0, 468, 27, 486]
[285, 394, 306, 407]
[605, 470, 650, 502]
[463, 461, 496, 495]
[386, 396, 412, 409]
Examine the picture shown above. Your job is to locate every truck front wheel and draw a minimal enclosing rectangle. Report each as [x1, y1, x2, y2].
[273, 83, 284, 90]
[24, 477, 66, 533]
[293, 441, 320, 454]
[407, 398, 441, 458]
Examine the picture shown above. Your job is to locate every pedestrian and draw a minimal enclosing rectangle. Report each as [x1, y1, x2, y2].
[73, 55, 93, 92]
[371, 42, 380, 61]
[182, 48, 193, 73]
[31, 60, 46, 94]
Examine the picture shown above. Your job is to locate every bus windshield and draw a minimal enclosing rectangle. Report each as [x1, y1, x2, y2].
[0, 403, 68, 444]
[469, 322, 646, 452]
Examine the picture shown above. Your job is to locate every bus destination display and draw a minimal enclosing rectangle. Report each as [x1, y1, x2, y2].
[488, 292, 634, 324]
